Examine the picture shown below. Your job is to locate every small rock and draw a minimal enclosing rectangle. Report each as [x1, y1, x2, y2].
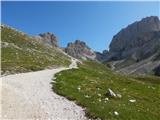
[129, 99, 136, 103]
[114, 111, 119, 116]
[77, 87, 81, 90]
[123, 88, 126, 91]
[105, 97, 109, 101]
[98, 98, 102, 102]
[52, 81, 56, 83]
[98, 93, 101, 97]
[84, 95, 90, 98]
[152, 87, 155, 90]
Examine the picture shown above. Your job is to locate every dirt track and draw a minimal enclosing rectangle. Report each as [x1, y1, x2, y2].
[1, 59, 87, 120]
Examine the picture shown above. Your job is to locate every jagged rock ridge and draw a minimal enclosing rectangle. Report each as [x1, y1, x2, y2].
[65, 40, 96, 60]
[38, 32, 58, 47]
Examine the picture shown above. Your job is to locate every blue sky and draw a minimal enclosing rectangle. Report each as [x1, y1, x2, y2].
[2, 1, 159, 52]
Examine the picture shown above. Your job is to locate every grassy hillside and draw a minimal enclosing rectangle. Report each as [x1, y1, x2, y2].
[1, 25, 71, 75]
[53, 61, 160, 120]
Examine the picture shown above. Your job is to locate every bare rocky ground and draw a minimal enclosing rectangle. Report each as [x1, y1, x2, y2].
[1, 59, 87, 120]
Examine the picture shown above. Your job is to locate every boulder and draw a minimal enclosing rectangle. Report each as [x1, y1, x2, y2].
[106, 88, 116, 97]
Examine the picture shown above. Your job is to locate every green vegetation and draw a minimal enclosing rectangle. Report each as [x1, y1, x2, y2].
[53, 61, 160, 120]
[1, 25, 71, 74]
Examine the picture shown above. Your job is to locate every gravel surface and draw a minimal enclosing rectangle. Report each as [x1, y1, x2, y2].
[1, 59, 87, 120]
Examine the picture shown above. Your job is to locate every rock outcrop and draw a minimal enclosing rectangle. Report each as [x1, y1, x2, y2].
[38, 32, 58, 47]
[108, 16, 160, 61]
[95, 50, 109, 62]
[65, 40, 96, 60]
[104, 16, 160, 75]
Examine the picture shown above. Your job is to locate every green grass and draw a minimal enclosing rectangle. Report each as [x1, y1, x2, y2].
[53, 61, 160, 120]
[1, 25, 71, 74]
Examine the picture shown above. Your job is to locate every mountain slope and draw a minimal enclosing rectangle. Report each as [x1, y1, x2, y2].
[1, 25, 71, 75]
[103, 16, 160, 75]
[53, 60, 160, 120]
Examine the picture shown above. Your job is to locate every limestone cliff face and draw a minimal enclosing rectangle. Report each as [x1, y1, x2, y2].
[104, 16, 160, 75]
[107, 16, 160, 61]
[39, 32, 58, 47]
[65, 40, 96, 60]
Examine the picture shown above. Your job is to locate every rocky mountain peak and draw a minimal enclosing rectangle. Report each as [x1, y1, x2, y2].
[103, 16, 160, 75]
[65, 40, 95, 60]
[39, 32, 58, 47]
[108, 16, 160, 60]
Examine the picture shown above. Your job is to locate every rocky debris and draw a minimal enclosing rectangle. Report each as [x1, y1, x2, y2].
[1, 42, 23, 50]
[118, 54, 160, 75]
[39, 32, 58, 47]
[103, 16, 160, 75]
[65, 40, 96, 60]
[129, 99, 136, 103]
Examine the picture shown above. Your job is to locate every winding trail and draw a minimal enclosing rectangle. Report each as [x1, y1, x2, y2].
[1, 59, 87, 120]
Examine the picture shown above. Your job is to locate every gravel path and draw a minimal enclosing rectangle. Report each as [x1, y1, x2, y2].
[1, 59, 87, 120]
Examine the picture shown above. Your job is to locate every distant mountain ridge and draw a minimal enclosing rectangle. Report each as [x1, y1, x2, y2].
[2, 16, 160, 76]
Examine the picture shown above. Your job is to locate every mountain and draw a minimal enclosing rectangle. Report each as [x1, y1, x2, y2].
[1, 25, 71, 75]
[38, 32, 58, 47]
[153, 65, 160, 76]
[64, 40, 96, 60]
[95, 50, 109, 62]
[103, 16, 160, 76]
[2, 16, 160, 76]
[109, 16, 160, 60]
